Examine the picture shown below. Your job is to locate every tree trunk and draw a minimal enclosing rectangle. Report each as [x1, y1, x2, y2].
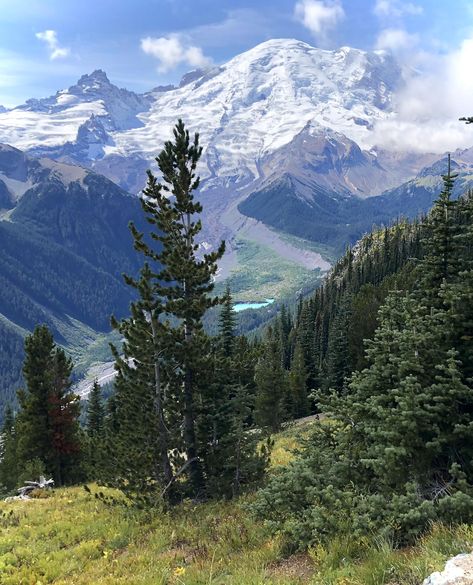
[182, 209, 205, 496]
[183, 341, 204, 495]
[150, 314, 173, 491]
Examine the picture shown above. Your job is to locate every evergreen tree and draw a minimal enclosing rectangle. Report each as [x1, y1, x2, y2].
[417, 156, 460, 309]
[448, 191, 473, 382]
[0, 405, 18, 492]
[332, 291, 473, 488]
[324, 295, 352, 393]
[86, 379, 105, 480]
[106, 264, 176, 504]
[219, 284, 236, 357]
[86, 380, 105, 439]
[130, 119, 226, 495]
[16, 325, 81, 485]
[198, 290, 268, 497]
[254, 332, 286, 432]
[288, 342, 310, 419]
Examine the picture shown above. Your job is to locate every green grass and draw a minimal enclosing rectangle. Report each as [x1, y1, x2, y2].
[219, 238, 323, 302]
[1, 423, 471, 584]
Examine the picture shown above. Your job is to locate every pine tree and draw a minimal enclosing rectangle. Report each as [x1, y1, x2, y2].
[47, 347, 81, 485]
[417, 155, 460, 309]
[86, 380, 105, 439]
[324, 295, 352, 393]
[16, 326, 81, 485]
[197, 286, 269, 497]
[288, 342, 310, 419]
[129, 119, 226, 495]
[86, 379, 105, 479]
[106, 263, 176, 503]
[448, 191, 473, 382]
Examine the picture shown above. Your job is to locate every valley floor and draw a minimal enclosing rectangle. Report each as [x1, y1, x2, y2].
[1, 422, 471, 584]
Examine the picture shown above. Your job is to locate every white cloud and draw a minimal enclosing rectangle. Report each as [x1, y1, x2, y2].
[372, 37, 473, 153]
[374, 0, 423, 18]
[294, 0, 345, 41]
[376, 28, 419, 52]
[140, 35, 212, 73]
[35, 30, 70, 60]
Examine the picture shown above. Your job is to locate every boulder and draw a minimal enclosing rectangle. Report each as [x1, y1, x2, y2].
[423, 553, 473, 585]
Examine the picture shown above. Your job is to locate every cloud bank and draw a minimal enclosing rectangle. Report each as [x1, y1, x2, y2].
[372, 37, 473, 153]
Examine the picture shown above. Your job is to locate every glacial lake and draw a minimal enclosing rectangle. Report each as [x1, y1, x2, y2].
[233, 299, 275, 312]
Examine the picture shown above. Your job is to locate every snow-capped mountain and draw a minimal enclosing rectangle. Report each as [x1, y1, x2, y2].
[0, 70, 152, 154]
[0, 39, 402, 189]
[109, 39, 401, 187]
[0, 38, 461, 269]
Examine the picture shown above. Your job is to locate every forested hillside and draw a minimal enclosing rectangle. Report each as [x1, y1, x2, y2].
[0, 146, 145, 415]
[254, 165, 473, 548]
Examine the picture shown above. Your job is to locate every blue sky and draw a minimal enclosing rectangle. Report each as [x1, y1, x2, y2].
[1, 0, 473, 106]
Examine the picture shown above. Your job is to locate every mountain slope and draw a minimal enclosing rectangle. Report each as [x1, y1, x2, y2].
[0, 145, 144, 415]
[239, 151, 473, 251]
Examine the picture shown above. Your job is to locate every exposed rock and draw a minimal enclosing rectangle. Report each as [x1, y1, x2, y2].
[423, 553, 473, 585]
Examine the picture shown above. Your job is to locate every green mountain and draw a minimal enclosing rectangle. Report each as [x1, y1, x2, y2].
[0, 144, 144, 415]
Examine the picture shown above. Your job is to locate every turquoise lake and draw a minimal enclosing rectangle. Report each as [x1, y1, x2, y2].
[233, 299, 275, 312]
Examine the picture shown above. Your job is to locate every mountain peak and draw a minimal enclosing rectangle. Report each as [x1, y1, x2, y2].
[75, 69, 111, 89]
[247, 38, 313, 51]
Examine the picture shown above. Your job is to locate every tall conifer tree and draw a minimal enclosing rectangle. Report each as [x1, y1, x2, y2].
[16, 325, 80, 485]
[124, 119, 225, 496]
[107, 264, 176, 503]
[254, 330, 286, 432]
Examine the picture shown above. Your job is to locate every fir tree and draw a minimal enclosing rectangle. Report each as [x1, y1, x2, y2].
[448, 191, 473, 382]
[107, 264, 176, 503]
[86, 380, 105, 439]
[324, 295, 352, 393]
[288, 342, 310, 419]
[219, 284, 236, 357]
[197, 287, 268, 497]
[86, 379, 105, 479]
[254, 332, 286, 432]
[417, 155, 460, 309]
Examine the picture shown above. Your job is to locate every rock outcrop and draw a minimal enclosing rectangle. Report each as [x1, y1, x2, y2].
[423, 553, 473, 585]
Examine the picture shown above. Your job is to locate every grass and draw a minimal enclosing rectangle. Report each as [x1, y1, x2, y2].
[220, 237, 324, 302]
[1, 423, 471, 584]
